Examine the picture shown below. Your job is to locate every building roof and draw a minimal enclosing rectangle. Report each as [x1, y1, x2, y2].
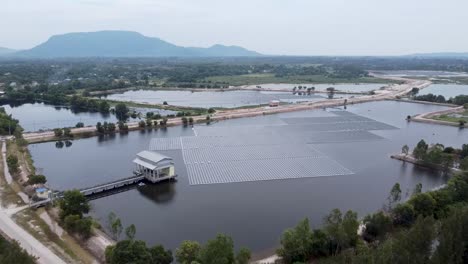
[136, 150, 172, 163]
[133, 158, 157, 170]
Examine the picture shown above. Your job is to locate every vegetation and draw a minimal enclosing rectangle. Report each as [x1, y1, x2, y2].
[0, 235, 36, 264]
[96, 122, 116, 134]
[59, 190, 93, 238]
[414, 93, 468, 106]
[275, 168, 468, 263]
[27, 174, 47, 184]
[0, 107, 20, 136]
[410, 140, 463, 172]
[6, 154, 19, 174]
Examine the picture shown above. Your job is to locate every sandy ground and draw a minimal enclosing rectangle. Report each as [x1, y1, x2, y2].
[1, 142, 12, 185]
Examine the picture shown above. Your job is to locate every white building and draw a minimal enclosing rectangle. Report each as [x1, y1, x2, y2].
[133, 150, 176, 183]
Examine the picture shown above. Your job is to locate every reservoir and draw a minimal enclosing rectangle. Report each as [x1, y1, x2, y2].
[99, 90, 352, 108]
[3, 102, 176, 132]
[418, 84, 468, 98]
[28, 100, 467, 254]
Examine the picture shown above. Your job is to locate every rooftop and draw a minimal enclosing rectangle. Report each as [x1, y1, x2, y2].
[136, 150, 172, 163]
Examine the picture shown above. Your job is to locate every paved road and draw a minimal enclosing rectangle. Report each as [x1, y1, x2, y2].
[0, 140, 66, 263]
[0, 207, 66, 263]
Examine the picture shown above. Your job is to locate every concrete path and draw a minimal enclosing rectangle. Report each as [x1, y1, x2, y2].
[0, 205, 66, 263]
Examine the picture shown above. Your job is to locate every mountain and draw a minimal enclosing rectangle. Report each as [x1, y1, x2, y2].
[15, 31, 261, 58]
[407, 52, 468, 58]
[0, 47, 16, 55]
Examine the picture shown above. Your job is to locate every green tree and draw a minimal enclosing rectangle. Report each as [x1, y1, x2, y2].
[198, 234, 234, 264]
[402, 144, 409, 155]
[125, 224, 136, 240]
[149, 245, 173, 264]
[432, 206, 468, 264]
[106, 240, 152, 264]
[75, 122, 84, 128]
[27, 174, 47, 184]
[59, 189, 90, 220]
[412, 183, 422, 196]
[115, 103, 129, 121]
[235, 247, 251, 264]
[175, 240, 201, 264]
[409, 193, 436, 217]
[460, 157, 468, 171]
[413, 139, 428, 160]
[63, 127, 72, 137]
[387, 183, 402, 210]
[392, 203, 415, 227]
[362, 211, 392, 242]
[277, 218, 313, 263]
[0, 235, 36, 264]
[6, 154, 19, 173]
[53, 128, 63, 137]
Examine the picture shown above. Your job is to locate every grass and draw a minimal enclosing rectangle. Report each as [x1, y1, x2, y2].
[105, 99, 208, 114]
[203, 73, 395, 86]
[432, 110, 468, 123]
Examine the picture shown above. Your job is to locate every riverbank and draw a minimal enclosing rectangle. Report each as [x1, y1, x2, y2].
[411, 105, 465, 127]
[390, 153, 460, 174]
[23, 76, 432, 144]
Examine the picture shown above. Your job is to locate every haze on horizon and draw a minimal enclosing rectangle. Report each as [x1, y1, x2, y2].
[1, 0, 468, 56]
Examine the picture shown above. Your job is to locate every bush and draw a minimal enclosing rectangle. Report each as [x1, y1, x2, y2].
[75, 122, 84, 128]
[6, 155, 19, 173]
[53, 128, 63, 137]
[138, 120, 146, 128]
[27, 174, 47, 185]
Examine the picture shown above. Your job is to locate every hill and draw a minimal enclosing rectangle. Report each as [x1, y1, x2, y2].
[15, 31, 261, 58]
[0, 47, 16, 55]
[407, 52, 468, 58]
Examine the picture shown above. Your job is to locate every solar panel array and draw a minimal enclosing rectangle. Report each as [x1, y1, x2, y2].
[182, 144, 322, 164]
[147, 110, 398, 185]
[185, 157, 353, 185]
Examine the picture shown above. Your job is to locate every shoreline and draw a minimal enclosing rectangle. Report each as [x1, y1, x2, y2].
[22, 76, 432, 144]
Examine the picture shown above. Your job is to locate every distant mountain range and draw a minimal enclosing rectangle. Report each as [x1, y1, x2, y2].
[0, 47, 16, 55]
[406, 52, 468, 58]
[4, 31, 260, 58]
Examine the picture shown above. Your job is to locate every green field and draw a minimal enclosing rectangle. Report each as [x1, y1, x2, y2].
[432, 110, 468, 123]
[203, 73, 395, 86]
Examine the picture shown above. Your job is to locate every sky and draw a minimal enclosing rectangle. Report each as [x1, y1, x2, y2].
[1, 0, 468, 56]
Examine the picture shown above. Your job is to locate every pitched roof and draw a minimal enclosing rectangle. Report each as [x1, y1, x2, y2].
[136, 150, 172, 163]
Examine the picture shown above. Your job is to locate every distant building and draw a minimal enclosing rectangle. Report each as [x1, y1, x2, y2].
[133, 150, 176, 183]
[35, 187, 51, 200]
[269, 100, 280, 107]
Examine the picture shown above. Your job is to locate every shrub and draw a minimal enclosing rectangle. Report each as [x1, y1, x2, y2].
[27, 174, 47, 184]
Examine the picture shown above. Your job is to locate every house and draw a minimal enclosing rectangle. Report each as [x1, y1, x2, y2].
[133, 150, 176, 183]
[269, 100, 280, 107]
[35, 187, 51, 200]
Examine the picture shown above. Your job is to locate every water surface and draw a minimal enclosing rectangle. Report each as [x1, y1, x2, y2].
[29, 101, 466, 254]
[419, 84, 468, 98]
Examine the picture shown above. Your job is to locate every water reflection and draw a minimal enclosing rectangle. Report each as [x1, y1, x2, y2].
[137, 181, 176, 205]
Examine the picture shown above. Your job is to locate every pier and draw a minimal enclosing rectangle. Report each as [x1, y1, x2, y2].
[30, 150, 177, 208]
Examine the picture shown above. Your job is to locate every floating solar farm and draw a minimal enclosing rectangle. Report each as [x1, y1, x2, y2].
[149, 111, 398, 185]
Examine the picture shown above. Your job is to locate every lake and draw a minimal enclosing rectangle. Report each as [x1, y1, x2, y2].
[418, 84, 468, 98]
[28, 101, 467, 254]
[99, 90, 352, 108]
[244, 83, 387, 93]
[2, 103, 176, 132]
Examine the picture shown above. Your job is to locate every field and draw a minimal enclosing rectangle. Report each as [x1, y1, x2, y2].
[432, 110, 468, 123]
[203, 73, 395, 86]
